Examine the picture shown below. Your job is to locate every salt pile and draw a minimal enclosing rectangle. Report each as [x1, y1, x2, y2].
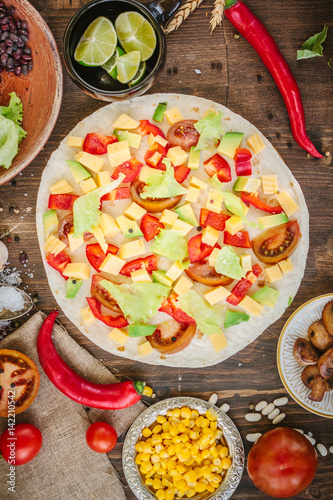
[0, 286, 25, 313]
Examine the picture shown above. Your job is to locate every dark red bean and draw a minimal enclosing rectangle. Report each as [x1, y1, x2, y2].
[21, 64, 28, 76]
[14, 66, 21, 76]
[0, 52, 7, 63]
[1, 16, 9, 24]
[1, 31, 8, 40]
[1, 23, 8, 30]
[20, 34, 28, 42]
[9, 32, 17, 41]
[21, 20, 27, 29]
[6, 46, 12, 54]
[21, 53, 31, 61]
[13, 49, 21, 59]
[23, 46, 31, 54]
[28, 61, 33, 71]
[5, 38, 12, 46]
[6, 56, 13, 68]
[0, 42, 5, 53]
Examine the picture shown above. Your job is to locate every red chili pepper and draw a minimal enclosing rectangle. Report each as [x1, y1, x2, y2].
[234, 148, 252, 176]
[111, 157, 143, 183]
[200, 209, 230, 231]
[241, 191, 284, 214]
[224, 0, 322, 158]
[120, 255, 159, 276]
[83, 133, 118, 155]
[204, 154, 232, 182]
[87, 297, 128, 328]
[101, 186, 131, 202]
[227, 264, 263, 305]
[224, 230, 252, 248]
[140, 214, 164, 242]
[137, 120, 165, 139]
[86, 243, 119, 272]
[37, 311, 143, 409]
[46, 251, 71, 280]
[48, 194, 79, 211]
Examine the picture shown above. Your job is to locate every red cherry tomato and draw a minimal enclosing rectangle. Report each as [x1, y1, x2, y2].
[86, 422, 117, 453]
[166, 120, 200, 152]
[252, 220, 300, 264]
[83, 133, 118, 155]
[120, 255, 159, 276]
[86, 243, 119, 272]
[147, 320, 196, 354]
[87, 297, 128, 328]
[204, 153, 231, 182]
[111, 157, 143, 183]
[0, 423, 42, 466]
[46, 251, 71, 280]
[247, 427, 318, 498]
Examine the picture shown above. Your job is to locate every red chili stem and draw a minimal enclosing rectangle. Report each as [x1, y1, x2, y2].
[225, 1, 322, 158]
[37, 311, 144, 410]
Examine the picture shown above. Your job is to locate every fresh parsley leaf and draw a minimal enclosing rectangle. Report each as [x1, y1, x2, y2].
[297, 25, 328, 60]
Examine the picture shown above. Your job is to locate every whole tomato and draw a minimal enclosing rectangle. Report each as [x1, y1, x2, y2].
[247, 427, 318, 498]
[86, 422, 117, 453]
[0, 423, 42, 466]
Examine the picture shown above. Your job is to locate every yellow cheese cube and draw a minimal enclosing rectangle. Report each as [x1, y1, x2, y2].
[75, 151, 104, 173]
[91, 226, 108, 253]
[139, 166, 163, 183]
[67, 136, 84, 148]
[204, 287, 230, 305]
[239, 296, 264, 316]
[173, 275, 193, 296]
[107, 141, 131, 168]
[49, 179, 74, 194]
[206, 189, 223, 214]
[261, 175, 278, 195]
[172, 219, 194, 236]
[99, 213, 121, 238]
[131, 268, 152, 283]
[44, 234, 67, 256]
[201, 226, 220, 246]
[124, 202, 147, 220]
[190, 176, 207, 190]
[96, 171, 111, 187]
[80, 177, 97, 194]
[155, 135, 168, 147]
[167, 146, 189, 167]
[108, 328, 129, 345]
[164, 107, 184, 125]
[208, 247, 221, 268]
[278, 258, 294, 274]
[240, 253, 252, 273]
[265, 264, 283, 283]
[246, 132, 266, 154]
[147, 133, 159, 151]
[81, 306, 96, 326]
[112, 113, 139, 129]
[118, 239, 146, 260]
[160, 209, 178, 226]
[275, 190, 299, 217]
[225, 215, 243, 235]
[185, 186, 200, 203]
[138, 341, 153, 356]
[166, 261, 184, 282]
[210, 330, 228, 352]
[63, 263, 90, 280]
[68, 233, 84, 253]
[99, 253, 126, 276]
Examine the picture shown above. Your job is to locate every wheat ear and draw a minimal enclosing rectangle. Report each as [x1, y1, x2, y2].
[165, 0, 204, 35]
[210, 0, 225, 33]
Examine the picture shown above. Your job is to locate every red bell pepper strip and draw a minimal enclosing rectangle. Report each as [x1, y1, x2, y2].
[144, 149, 165, 169]
[204, 154, 232, 182]
[234, 148, 252, 176]
[227, 264, 263, 305]
[200, 209, 230, 231]
[120, 255, 159, 276]
[159, 293, 196, 325]
[111, 157, 143, 183]
[48, 194, 79, 211]
[174, 165, 191, 184]
[224, 0, 322, 158]
[87, 297, 128, 328]
[37, 311, 143, 409]
[46, 251, 71, 280]
[83, 133, 118, 155]
[140, 214, 164, 242]
[101, 186, 131, 202]
[241, 191, 284, 214]
[188, 234, 218, 264]
[224, 230, 252, 248]
[137, 119, 165, 139]
[86, 243, 119, 272]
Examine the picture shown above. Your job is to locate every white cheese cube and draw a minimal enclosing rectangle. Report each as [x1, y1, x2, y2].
[172, 219, 194, 236]
[96, 171, 111, 187]
[185, 186, 200, 203]
[166, 261, 184, 282]
[275, 190, 299, 217]
[81, 306, 96, 326]
[138, 341, 153, 356]
[91, 226, 108, 253]
[240, 253, 252, 274]
[173, 275, 193, 296]
[167, 146, 188, 167]
[163, 107, 184, 125]
[124, 202, 147, 220]
[201, 226, 220, 246]
[44, 234, 67, 256]
[49, 179, 74, 194]
[190, 176, 207, 190]
[75, 151, 104, 173]
[63, 263, 90, 280]
[112, 113, 139, 129]
[99, 213, 121, 238]
[265, 265, 283, 284]
[204, 286, 230, 305]
[131, 269, 152, 283]
[67, 136, 84, 148]
[80, 177, 97, 194]
[160, 209, 178, 226]
[108, 328, 128, 346]
[208, 247, 220, 268]
[68, 233, 84, 253]
[210, 330, 228, 352]
[239, 296, 264, 316]
[261, 175, 278, 195]
[99, 253, 126, 276]
[246, 132, 266, 154]
[107, 141, 131, 168]
[225, 215, 243, 235]
[118, 239, 146, 260]
[278, 258, 294, 274]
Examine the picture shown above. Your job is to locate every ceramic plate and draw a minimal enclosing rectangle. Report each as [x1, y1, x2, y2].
[277, 293, 333, 418]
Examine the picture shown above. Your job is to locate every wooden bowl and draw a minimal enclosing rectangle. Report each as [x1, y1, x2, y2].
[0, 0, 63, 185]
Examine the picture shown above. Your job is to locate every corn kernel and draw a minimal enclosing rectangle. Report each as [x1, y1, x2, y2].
[206, 408, 218, 421]
[143, 385, 153, 397]
[167, 410, 174, 417]
[184, 470, 197, 483]
[210, 421, 218, 431]
[156, 489, 166, 500]
[161, 461, 168, 469]
[170, 426, 179, 437]
[210, 446, 219, 458]
[213, 457, 221, 466]
[195, 416, 204, 427]
[153, 424, 163, 434]
[173, 408, 181, 418]
[176, 463, 187, 474]
[191, 445, 199, 457]
[180, 433, 189, 443]
[163, 422, 171, 432]
[186, 489, 196, 498]
[172, 435, 182, 444]
[175, 443, 183, 455]
[145, 478, 153, 486]
[174, 479, 187, 491]
[181, 407, 192, 419]
[161, 432, 172, 440]
[190, 410, 199, 419]
[221, 457, 232, 469]
[201, 449, 211, 459]
[142, 442, 152, 454]
[201, 465, 211, 477]
[195, 481, 207, 493]
[165, 489, 175, 500]
[151, 454, 160, 463]
[162, 477, 172, 487]
[142, 427, 152, 438]
[207, 484, 216, 493]
[160, 451, 169, 459]
[201, 418, 210, 428]
[167, 459, 177, 470]
[135, 441, 144, 452]
[152, 435, 163, 445]
[153, 478, 162, 490]
[164, 439, 172, 446]
[179, 448, 191, 462]
[219, 446, 228, 459]
[202, 427, 214, 436]
[157, 415, 166, 424]
[146, 468, 156, 478]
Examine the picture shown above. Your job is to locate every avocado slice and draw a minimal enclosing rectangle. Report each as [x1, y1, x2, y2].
[128, 324, 157, 337]
[152, 270, 174, 287]
[66, 160, 91, 183]
[257, 213, 289, 229]
[114, 129, 142, 149]
[233, 176, 261, 193]
[43, 209, 58, 238]
[218, 132, 244, 159]
[174, 204, 198, 226]
[66, 278, 83, 299]
[224, 310, 250, 328]
[188, 146, 200, 170]
[251, 286, 280, 308]
[116, 216, 143, 238]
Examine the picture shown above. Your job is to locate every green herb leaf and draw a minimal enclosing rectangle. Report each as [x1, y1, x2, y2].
[177, 290, 225, 336]
[297, 25, 328, 60]
[0, 115, 20, 169]
[215, 246, 245, 280]
[141, 159, 187, 199]
[194, 111, 224, 151]
[288, 296, 293, 306]
[150, 229, 189, 262]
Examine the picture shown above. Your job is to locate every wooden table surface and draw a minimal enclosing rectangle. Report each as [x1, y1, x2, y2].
[1, 0, 333, 498]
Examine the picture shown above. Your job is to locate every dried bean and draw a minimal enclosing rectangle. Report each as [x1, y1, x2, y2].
[21, 54, 31, 61]
[329, 445, 333, 454]
[262, 402, 275, 415]
[245, 413, 262, 422]
[272, 413, 286, 424]
[268, 408, 280, 420]
[293, 428, 304, 434]
[304, 434, 316, 445]
[21, 64, 28, 76]
[316, 443, 327, 456]
[220, 403, 230, 413]
[14, 66, 20, 76]
[5, 38, 13, 46]
[208, 393, 218, 405]
[255, 401, 267, 412]
[246, 433, 262, 443]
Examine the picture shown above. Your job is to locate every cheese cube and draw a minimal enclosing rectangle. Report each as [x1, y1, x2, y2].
[96, 171, 111, 187]
[131, 269, 152, 283]
[108, 328, 128, 346]
[275, 190, 299, 217]
[91, 226, 108, 253]
[164, 107, 184, 125]
[49, 179, 74, 194]
[155, 135, 168, 147]
[208, 247, 221, 268]
[68, 233, 84, 253]
[173, 275, 193, 296]
[206, 189, 223, 214]
[204, 286, 230, 305]
[246, 132, 266, 154]
[166, 261, 184, 282]
[80, 177, 97, 193]
[124, 202, 147, 220]
[118, 239, 146, 260]
[107, 141, 131, 168]
[147, 133, 159, 151]
[112, 113, 139, 129]
[278, 258, 294, 274]
[172, 219, 194, 236]
[265, 265, 283, 284]
[67, 136, 84, 148]
[240, 253, 252, 274]
[99, 253, 126, 276]
[44, 234, 67, 256]
[138, 341, 154, 356]
[190, 176, 207, 190]
[63, 263, 90, 280]
[225, 215, 243, 235]
[239, 296, 264, 316]
[261, 175, 278, 195]
[167, 146, 188, 167]
[81, 306, 96, 326]
[99, 213, 121, 238]
[139, 166, 163, 183]
[201, 226, 220, 246]
[75, 151, 104, 173]
[210, 330, 228, 352]
[160, 209, 178, 226]
[185, 186, 200, 203]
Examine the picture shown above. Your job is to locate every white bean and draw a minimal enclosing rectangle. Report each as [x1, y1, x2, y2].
[329, 445, 333, 454]
[262, 402, 275, 415]
[246, 433, 262, 443]
[308, 431, 313, 437]
[293, 428, 304, 434]
[273, 413, 286, 425]
[220, 403, 230, 413]
[268, 408, 280, 420]
[304, 434, 316, 445]
[316, 443, 328, 456]
[208, 393, 218, 405]
[245, 413, 262, 422]
[273, 396, 288, 407]
[255, 401, 267, 412]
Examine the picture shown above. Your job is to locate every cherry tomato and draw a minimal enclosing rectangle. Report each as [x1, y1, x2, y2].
[86, 422, 117, 453]
[234, 147, 252, 176]
[224, 230, 251, 248]
[120, 255, 159, 276]
[166, 120, 200, 152]
[83, 133, 118, 155]
[140, 214, 164, 242]
[111, 157, 142, 183]
[188, 234, 217, 264]
[87, 297, 128, 328]
[48, 194, 78, 211]
[101, 186, 131, 203]
[147, 319, 196, 354]
[200, 209, 230, 231]
[159, 293, 196, 324]
[204, 154, 232, 182]
[86, 243, 119, 272]
[137, 119, 165, 138]
[0, 423, 42, 465]
[90, 275, 123, 315]
[247, 427, 318, 498]
[241, 191, 284, 214]
[46, 251, 71, 280]
[186, 259, 234, 287]
[252, 220, 300, 264]
[130, 179, 183, 213]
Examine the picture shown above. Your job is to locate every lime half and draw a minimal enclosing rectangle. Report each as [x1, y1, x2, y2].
[115, 11, 157, 62]
[116, 51, 141, 84]
[74, 17, 117, 67]
[102, 46, 125, 79]
[128, 61, 147, 87]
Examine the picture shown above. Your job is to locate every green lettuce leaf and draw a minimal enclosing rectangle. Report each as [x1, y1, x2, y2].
[297, 25, 328, 60]
[224, 190, 259, 228]
[177, 289, 225, 336]
[194, 111, 224, 151]
[215, 246, 245, 280]
[0, 92, 26, 142]
[100, 280, 170, 323]
[0, 115, 20, 169]
[141, 159, 187, 199]
[209, 173, 224, 193]
[150, 229, 189, 262]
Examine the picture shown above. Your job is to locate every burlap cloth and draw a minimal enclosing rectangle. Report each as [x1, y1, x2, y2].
[0, 311, 146, 500]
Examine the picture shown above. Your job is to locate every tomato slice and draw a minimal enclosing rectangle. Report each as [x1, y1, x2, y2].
[227, 264, 263, 306]
[101, 186, 131, 202]
[252, 220, 300, 264]
[166, 120, 200, 152]
[87, 297, 128, 328]
[174, 165, 190, 184]
[0, 349, 40, 417]
[48, 194, 79, 211]
[137, 119, 165, 138]
[200, 209, 230, 231]
[235, 148, 252, 176]
[86, 243, 119, 272]
[120, 255, 159, 276]
[90, 275, 123, 314]
[204, 154, 232, 182]
[241, 191, 284, 214]
[147, 320, 196, 354]
[130, 179, 183, 213]
[58, 213, 93, 244]
[224, 230, 251, 248]
[185, 259, 233, 287]
[140, 214, 164, 242]
[159, 293, 196, 324]
[83, 133, 118, 155]
[46, 251, 71, 280]
[188, 234, 217, 264]
[111, 157, 143, 183]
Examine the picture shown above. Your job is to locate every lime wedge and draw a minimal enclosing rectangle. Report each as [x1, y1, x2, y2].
[128, 61, 146, 87]
[74, 17, 117, 67]
[116, 51, 141, 84]
[115, 11, 157, 62]
[102, 46, 125, 79]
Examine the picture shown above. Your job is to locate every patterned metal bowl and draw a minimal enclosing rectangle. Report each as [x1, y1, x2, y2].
[122, 396, 244, 499]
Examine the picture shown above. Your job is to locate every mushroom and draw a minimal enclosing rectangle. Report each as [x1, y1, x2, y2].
[301, 365, 328, 402]
[293, 338, 319, 365]
[326, 375, 333, 392]
[308, 321, 333, 352]
[322, 300, 333, 336]
[318, 347, 333, 379]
